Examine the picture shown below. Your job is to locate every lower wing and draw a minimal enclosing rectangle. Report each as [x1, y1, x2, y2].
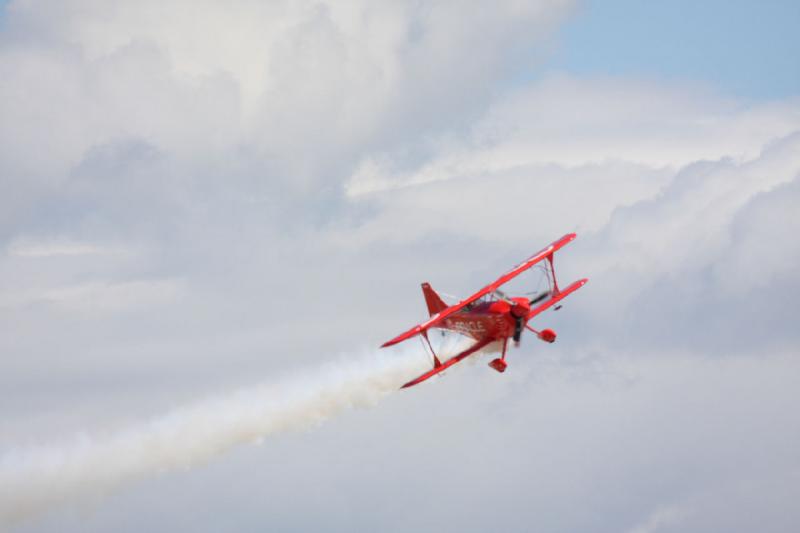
[401, 337, 493, 388]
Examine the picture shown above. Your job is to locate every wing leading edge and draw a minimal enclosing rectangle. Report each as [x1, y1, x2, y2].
[381, 233, 578, 348]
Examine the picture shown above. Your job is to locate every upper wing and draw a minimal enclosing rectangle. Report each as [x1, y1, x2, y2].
[381, 233, 578, 348]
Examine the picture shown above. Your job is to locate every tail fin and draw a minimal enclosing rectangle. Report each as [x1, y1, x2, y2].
[421, 282, 448, 316]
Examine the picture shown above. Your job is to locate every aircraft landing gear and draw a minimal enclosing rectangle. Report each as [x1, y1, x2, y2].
[488, 338, 509, 373]
[489, 358, 507, 372]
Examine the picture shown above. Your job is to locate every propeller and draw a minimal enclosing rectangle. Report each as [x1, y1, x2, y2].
[513, 316, 523, 343]
[528, 290, 551, 306]
[494, 289, 554, 344]
[494, 289, 528, 344]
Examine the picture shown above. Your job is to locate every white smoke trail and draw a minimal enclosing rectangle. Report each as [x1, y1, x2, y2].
[0, 350, 429, 526]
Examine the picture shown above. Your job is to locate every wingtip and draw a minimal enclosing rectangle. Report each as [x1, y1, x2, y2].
[553, 232, 578, 247]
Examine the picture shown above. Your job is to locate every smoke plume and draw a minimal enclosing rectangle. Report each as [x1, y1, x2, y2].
[0, 350, 428, 526]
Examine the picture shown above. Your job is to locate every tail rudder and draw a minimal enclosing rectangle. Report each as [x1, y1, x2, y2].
[421, 282, 448, 316]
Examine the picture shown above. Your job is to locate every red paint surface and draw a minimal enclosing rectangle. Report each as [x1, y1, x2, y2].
[383, 234, 588, 388]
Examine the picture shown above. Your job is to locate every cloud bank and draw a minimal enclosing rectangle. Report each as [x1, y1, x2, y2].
[1, 1, 798, 532]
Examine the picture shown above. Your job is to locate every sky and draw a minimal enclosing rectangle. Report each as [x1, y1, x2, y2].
[544, 0, 800, 100]
[0, 1, 798, 532]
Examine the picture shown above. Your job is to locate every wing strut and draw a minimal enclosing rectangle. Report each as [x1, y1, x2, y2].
[420, 331, 442, 368]
[547, 253, 560, 294]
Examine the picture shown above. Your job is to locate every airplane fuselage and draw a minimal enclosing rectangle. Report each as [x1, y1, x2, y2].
[438, 297, 531, 342]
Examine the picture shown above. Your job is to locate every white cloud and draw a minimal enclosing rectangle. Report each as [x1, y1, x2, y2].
[40, 278, 185, 313]
[346, 76, 800, 195]
[0, 0, 574, 191]
[7, 239, 112, 258]
[627, 504, 689, 533]
[712, 176, 800, 292]
[1, 1, 799, 532]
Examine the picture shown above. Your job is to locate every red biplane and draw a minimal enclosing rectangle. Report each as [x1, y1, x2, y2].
[382, 233, 587, 388]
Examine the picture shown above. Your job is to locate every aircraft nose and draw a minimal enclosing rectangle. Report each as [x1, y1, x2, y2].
[510, 302, 528, 318]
